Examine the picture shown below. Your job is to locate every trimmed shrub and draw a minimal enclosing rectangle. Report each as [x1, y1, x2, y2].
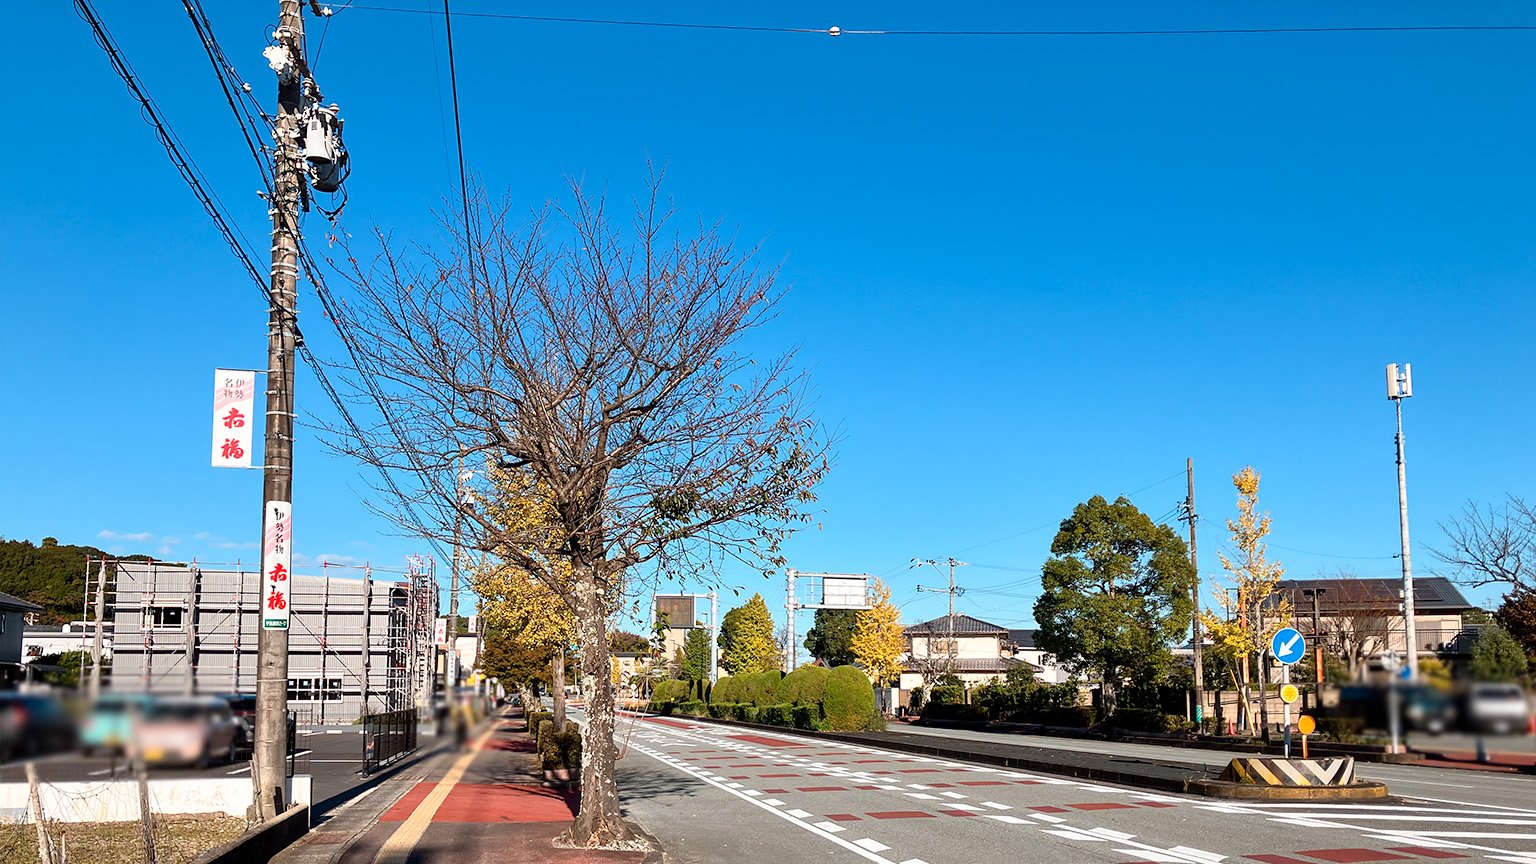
[654, 701, 676, 716]
[759, 704, 793, 727]
[742, 706, 761, 723]
[742, 670, 787, 707]
[540, 727, 582, 772]
[907, 686, 926, 713]
[676, 700, 708, 717]
[710, 675, 737, 704]
[921, 702, 989, 723]
[791, 704, 820, 730]
[1032, 705, 1096, 728]
[707, 702, 732, 719]
[928, 684, 965, 706]
[823, 665, 879, 732]
[535, 718, 555, 752]
[652, 679, 690, 703]
[783, 664, 831, 707]
[525, 710, 552, 733]
[1106, 707, 1181, 734]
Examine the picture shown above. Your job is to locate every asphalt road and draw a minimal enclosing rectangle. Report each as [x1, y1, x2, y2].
[608, 712, 1536, 864]
[888, 723, 1536, 813]
[0, 724, 425, 808]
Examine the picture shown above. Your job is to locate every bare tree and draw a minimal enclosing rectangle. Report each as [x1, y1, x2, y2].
[1434, 496, 1536, 593]
[1315, 574, 1403, 679]
[324, 175, 829, 846]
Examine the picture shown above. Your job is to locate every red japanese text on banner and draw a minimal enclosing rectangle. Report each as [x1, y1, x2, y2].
[212, 369, 257, 468]
[262, 501, 293, 630]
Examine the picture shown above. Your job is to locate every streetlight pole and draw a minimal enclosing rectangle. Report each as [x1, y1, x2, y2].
[1386, 363, 1419, 681]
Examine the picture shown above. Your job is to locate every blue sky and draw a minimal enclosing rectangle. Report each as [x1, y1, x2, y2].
[3, 2, 1533, 635]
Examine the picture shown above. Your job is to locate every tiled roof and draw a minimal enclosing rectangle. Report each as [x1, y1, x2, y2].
[1276, 577, 1472, 614]
[901, 657, 1031, 673]
[1006, 628, 1038, 648]
[904, 614, 1008, 636]
[0, 591, 43, 613]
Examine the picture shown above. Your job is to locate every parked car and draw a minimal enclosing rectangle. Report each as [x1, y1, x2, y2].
[1463, 683, 1531, 735]
[1401, 685, 1457, 735]
[0, 693, 78, 761]
[216, 694, 257, 755]
[81, 692, 153, 756]
[130, 697, 242, 768]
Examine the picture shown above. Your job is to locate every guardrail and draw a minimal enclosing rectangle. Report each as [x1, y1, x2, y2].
[361, 709, 416, 775]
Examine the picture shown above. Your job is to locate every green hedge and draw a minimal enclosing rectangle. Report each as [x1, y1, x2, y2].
[792, 704, 820, 729]
[652, 679, 690, 703]
[823, 665, 882, 731]
[676, 700, 708, 717]
[525, 710, 552, 734]
[535, 718, 555, 752]
[1032, 705, 1097, 728]
[759, 704, 793, 726]
[907, 686, 926, 713]
[540, 727, 582, 771]
[921, 702, 989, 723]
[711, 675, 738, 704]
[928, 684, 965, 706]
[1105, 707, 1188, 735]
[783, 665, 830, 706]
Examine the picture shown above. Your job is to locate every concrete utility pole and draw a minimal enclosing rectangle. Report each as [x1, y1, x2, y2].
[914, 558, 967, 677]
[785, 569, 798, 673]
[1183, 458, 1205, 727]
[252, 0, 306, 821]
[448, 458, 469, 692]
[1386, 362, 1419, 680]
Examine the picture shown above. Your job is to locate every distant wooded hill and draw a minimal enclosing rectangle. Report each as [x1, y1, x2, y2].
[0, 537, 149, 624]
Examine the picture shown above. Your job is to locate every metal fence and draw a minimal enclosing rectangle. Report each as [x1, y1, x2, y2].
[362, 708, 417, 775]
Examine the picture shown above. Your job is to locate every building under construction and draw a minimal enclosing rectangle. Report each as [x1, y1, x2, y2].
[102, 558, 439, 723]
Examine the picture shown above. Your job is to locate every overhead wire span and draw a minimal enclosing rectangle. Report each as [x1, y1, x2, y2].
[341, 7, 1536, 38]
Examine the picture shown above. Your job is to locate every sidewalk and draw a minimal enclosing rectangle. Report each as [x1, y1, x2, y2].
[275, 709, 656, 864]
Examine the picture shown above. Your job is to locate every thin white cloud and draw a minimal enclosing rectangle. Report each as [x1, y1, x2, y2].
[99, 530, 154, 543]
[294, 552, 369, 569]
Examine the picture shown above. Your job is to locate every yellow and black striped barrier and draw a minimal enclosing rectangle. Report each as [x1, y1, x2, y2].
[1220, 756, 1355, 787]
[1187, 756, 1386, 800]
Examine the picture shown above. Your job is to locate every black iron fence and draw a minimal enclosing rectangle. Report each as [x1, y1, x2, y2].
[362, 708, 417, 775]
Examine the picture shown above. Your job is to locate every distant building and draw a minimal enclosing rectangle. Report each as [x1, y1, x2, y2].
[1003, 629, 1072, 684]
[107, 560, 438, 722]
[898, 613, 1033, 691]
[1275, 576, 1478, 672]
[0, 592, 45, 685]
[21, 621, 113, 665]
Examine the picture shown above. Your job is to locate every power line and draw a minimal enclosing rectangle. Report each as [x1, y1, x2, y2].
[343, 6, 1536, 38]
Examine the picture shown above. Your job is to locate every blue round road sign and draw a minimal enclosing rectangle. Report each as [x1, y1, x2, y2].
[1270, 627, 1306, 665]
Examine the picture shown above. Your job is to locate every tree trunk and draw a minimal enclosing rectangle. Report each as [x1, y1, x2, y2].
[518, 684, 538, 717]
[1257, 652, 1271, 741]
[561, 569, 631, 847]
[552, 647, 567, 732]
[1100, 668, 1118, 718]
[1238, 655, 1254, 735]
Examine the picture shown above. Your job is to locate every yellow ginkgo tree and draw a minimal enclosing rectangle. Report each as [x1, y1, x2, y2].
[1200, 466, 1292, 736]
[852, 579, 904, 686]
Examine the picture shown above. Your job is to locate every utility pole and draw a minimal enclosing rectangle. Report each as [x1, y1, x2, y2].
[785, 569, 798, 673]
[1181, 458, 1205, 727]
[448, 458, 470, 692]
[1386, 363, 1419, 680]
[914, 558, 967, 678]
[89, 559, 108, 701]
[251, 0, 306, 822]
[709, 591, 719, 682]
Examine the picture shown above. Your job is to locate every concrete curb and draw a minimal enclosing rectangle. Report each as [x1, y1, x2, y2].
[1186, 779, 1389, 800]
[192, 804, 311, 864]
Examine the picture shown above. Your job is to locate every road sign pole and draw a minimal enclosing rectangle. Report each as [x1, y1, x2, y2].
[1282, 664, 1292, 758]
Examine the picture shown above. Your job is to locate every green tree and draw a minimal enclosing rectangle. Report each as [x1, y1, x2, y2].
[681, 628, 713, 682]
[609, 630, 650, 653]
[719, 594, 781, 674]
[803, 608, 859, 667]
[1032, 495, 1194, 717]
[1472, 624, 1528, 683]
[1493, 590, 1536, 676]
[851, 579, 905, 685]
[34, 650, 104, 689]
[0, 538, 151, 625]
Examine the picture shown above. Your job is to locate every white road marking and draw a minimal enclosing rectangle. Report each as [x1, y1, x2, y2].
[944, 803, 984, 811]
[1029, 813, 1065, 823]
[762, 799, 785, 806]
[1043, 829, 1105, 841]
[1168, 845, 1226, 863]
[983, 814, 1031, 825]
[1385, 778, 1476, 789]
[898, 859, 931, 864]
[979, 801, 1011, 810]
[939, 791, 968, 799]
[903, 793, 940, 800]
[854, 838, 891, 852]
[744, 790, 763, 797]
[814, 821, 847, 833]
[1090, 828, 1137, 841]
[906, 783, 933, 790]
[786, 809, 813, 819]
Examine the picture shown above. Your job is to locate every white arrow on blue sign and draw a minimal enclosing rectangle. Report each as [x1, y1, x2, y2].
[1270, 627, 1307, 665]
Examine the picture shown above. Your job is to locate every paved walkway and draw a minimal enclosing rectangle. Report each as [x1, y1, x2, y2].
[275, 710, 651, 864]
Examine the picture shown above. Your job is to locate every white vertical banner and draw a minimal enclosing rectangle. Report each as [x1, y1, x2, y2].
[261, 501, 293, 630]
[434, 617, 448, 646]
[212, 369, 257, 468]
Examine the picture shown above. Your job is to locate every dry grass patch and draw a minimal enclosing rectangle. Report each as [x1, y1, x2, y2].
[0, 814, 247, 864]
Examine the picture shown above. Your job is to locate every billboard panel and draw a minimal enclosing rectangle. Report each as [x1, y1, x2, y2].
[820, 575, 869, 610]
[653, 595, 698, 628]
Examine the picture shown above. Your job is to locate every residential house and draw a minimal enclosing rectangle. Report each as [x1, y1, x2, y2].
[898, 613, 1034, 692]
[0, 591, 45, 686]
[1003, 629, 1073, 684]
[1275, 576, 1478, 675]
